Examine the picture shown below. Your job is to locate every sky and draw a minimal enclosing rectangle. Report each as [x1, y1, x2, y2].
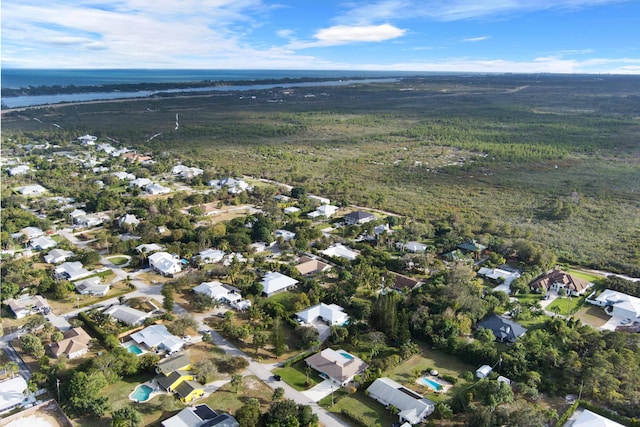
[2, 0, 639, 74]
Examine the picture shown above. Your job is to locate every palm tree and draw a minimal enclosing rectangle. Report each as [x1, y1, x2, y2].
[231, 374, 243, 395]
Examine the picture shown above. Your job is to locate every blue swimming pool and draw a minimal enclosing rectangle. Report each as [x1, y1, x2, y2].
[338, 351, 354, 360]
[418, 377, 444, 391]
[127, 344, 144, 355]
[130, 385, 153, 402]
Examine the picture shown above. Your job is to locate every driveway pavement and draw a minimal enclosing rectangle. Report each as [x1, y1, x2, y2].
[302, 379, 336, 402]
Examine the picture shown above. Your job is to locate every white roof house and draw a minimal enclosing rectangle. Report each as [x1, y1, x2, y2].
[104, 305, 149, 326]
[274, 229, 296, 241]
[284, 206, 301, 215]
[0, 376, 28, 413]
[119, 214, 140, 228]
[593, 289, 640, 321]
[130, 178, 152, 188]
[321, 244, 359, 261]
[572, 409, 626, 427]
[136, 243, 165, 254]
[296, 303, 349, 326]
[6, 295, 50, 319]
[20, 226, 45, 240]
[172, 165, 204, 179]
[196, 248, 225, 264]
[31, 236, 57, 251]
[403, 241, 428, 253]
[16, 184, 47, 196]
[54, 261, 90, 281]
[307, 204, 339, 219]
[209, 177, 252, 194]
[69, 209, 87, 219]
[261, 272, 299, 297]
[97, 143, 116, 154]
[193, 281, 242, 303]
[149, 252, 182, 276]
[112, 171, 136, 181]
[74, 277, 110, 296]
[130, 324, 184, 353]
[476, 365, 493, 379]
[74, 215, 104, 227]
[7, 165, 30, 176]
[478, 267, 521, 293]
[367, 377, 435, 425]
[308, 195, 330, 205]
[77, 134, 97, 145]
[44, 248, 74, 264]
[145, 183, 171, 195]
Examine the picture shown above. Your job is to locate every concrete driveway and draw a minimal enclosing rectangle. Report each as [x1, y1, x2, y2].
[302, 379, 336, 402]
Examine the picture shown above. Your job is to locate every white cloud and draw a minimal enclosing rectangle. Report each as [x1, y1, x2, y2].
[315, 24, 406, 44]
[462, 36, 490, 42]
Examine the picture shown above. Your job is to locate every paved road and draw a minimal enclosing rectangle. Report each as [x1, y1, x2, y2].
[0, 333, 32, 381]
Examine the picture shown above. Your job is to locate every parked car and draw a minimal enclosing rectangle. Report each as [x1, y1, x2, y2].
[272, 375, 282, 381]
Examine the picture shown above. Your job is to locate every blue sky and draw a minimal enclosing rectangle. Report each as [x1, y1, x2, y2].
[2, 0, 639, 73]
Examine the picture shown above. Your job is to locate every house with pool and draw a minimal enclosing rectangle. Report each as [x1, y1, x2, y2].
[367, 377, 435, 425]
[304, 348, 367, 387]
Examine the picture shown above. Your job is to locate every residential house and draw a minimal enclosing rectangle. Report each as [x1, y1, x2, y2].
[283, 206, 301, 215]
[156, 354, 191, 376]
[296, 303, 349, 326]
[97, 143, 116, 154]
[295, 256, 331, 276]
[261, 272, 299, 297]
[146, 183, 171, 195]
[475, 314, 528, 343]
[112, 171, 136, 181]
[529, 269, 593, 296]
[49, 327, 92, 359]
[156, 369, 193, 392]
[54, 261, 90, 281]
[457, 239, 488, 259]
[321, 244, 358, 261]
[343, 211, 376, 225]
[122, 152, 153, 163]
[77, 134, 97, 145]
[20, 226, 45, 240]
[478, 266, 521, 293]
[307, 204, 338, 219]
[149, 252, 182, 276]
[589, 289, 640, 321]
[31, 236, 57, 251]
[130, 178, 153, 188]
[74, 277, 110, 296]
[103, 305, 149, 326]
[196, 248, 225, 264]
[6, 295, 50, 319]
[16, 184, 47, 196]
[136, 243, 165, 254]
[69, 209, 87, 220]
[367, 377, 435, 426]
[131, 325, 185, 353]
[308, 195, 330, 205]
[161, 405, 239, 427]
[172, 165, 203, 179]
[304, 348, 367, 386]
[44, 249, 74, 264]
[402, 241, 427, 253]
[119, 214, 140, 228]
[209, 177, 252, 194]
[175, 381, 205, 404]
[193, 282, 246, 308]
[572, 409, 626, 427]
[74, 215, 104, 228]
[0, 376, 28, 413]
[7, 165, 29, 176]
[274, 229, 296, 241]
[384, 272, 424, 292]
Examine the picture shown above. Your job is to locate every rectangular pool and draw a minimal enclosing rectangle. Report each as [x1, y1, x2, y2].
[338, 351, 354, 360]
[418, 376, 444, 391]
[127, 344, 144, 355]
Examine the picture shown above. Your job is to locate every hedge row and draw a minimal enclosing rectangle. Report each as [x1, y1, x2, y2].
[77, 311, 118, 349]
[283, 350, 314, 367]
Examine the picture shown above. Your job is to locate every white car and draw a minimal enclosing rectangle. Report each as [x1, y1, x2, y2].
[621, 318, 631, 325]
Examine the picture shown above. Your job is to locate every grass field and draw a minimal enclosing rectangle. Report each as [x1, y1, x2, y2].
[574, 305, 611, 328]
[328, 391, 397, 427]
[272, 360, 324, 391]
[200, 375, 274, 414]
[546, 295, 585, 316]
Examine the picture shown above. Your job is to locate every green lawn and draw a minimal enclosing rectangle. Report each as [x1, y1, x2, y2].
[564, 267, 603, 283]
[107, 256, 129, 266]
[547, 295, 585, 316]
[385, 349, 475, 385]
[200, 375, 274, 414]
[329, 391, 397, 427]
[272, 360, 323, 391]
[261, 291, 303, 313]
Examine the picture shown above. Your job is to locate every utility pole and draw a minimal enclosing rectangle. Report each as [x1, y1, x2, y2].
[56, 378, 61, 402]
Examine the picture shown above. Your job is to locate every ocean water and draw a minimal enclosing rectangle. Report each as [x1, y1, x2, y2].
[1, 68, 419, 89]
